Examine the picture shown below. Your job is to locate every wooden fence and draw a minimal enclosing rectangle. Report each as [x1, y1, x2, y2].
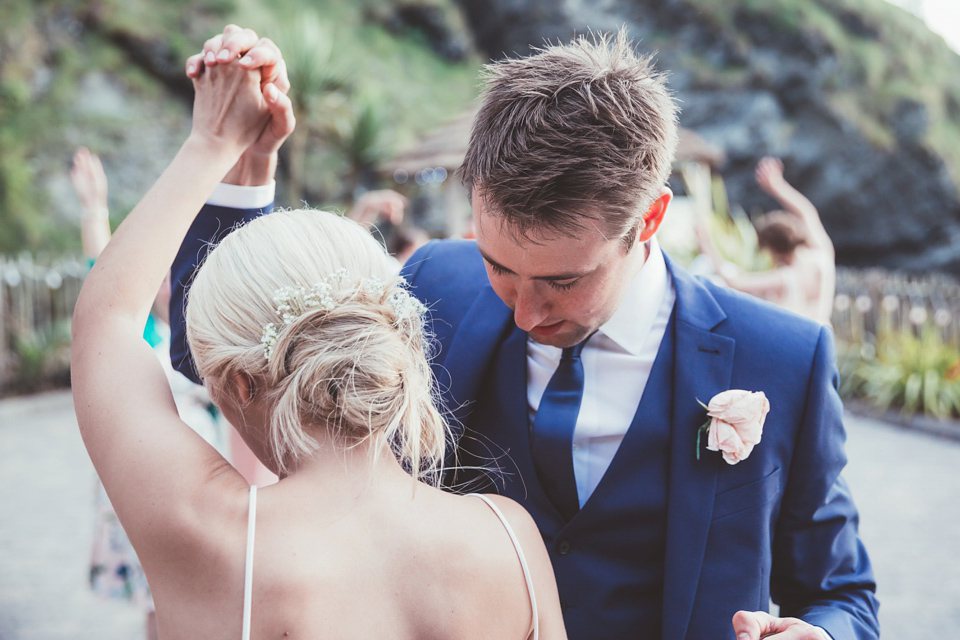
[0, 254, 86, 391]
[832, 266, 960, 347]
[3, 252, 960, 391]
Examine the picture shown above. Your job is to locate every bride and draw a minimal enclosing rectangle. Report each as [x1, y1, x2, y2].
[71, 30, 565, 639]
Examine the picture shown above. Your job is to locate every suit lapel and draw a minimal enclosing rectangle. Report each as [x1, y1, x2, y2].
[661, 258, 735, 640]
[441, 285, 515, 428]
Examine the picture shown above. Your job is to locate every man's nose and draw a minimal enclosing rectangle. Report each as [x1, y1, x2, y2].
[512, 282, 549, 331]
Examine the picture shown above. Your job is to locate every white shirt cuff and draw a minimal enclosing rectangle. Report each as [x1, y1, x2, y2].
[206, 181, 275, 209]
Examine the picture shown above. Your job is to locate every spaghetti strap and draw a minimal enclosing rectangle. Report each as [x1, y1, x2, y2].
[467, 494, 539, 640]
[242, 485, 257, 640]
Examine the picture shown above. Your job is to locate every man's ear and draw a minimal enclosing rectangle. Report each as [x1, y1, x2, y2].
[637, 187, 673, 243]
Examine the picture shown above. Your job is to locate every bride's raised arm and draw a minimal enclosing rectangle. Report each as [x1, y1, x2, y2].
[71, 54, 291, 552]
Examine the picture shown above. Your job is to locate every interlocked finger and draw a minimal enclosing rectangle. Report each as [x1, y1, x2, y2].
[274, 58, 290, 94]
[189, 25, 270, 78]
[185, 52, 205, 78]
[201, 34, 225, 68]
[238, 38, 290, 93]
[216, 27, 261, 63]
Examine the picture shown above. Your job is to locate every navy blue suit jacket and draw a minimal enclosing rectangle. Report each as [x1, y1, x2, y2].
[401, 239, 878, 640]
[171, 205, 879, 640]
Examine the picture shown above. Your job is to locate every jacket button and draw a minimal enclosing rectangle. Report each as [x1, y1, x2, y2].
[557, 540, 572, 555]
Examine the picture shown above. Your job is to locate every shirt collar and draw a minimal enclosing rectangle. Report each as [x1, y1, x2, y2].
[597, 236, 671, 355]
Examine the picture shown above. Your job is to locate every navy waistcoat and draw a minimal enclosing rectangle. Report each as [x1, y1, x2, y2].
[454, 312, 677, 640]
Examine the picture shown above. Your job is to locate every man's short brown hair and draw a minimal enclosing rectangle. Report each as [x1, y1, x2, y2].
[460, 29, 679, 242]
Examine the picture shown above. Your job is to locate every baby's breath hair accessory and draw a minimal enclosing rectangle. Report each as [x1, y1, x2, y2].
[273, 283, 336, 323]
[260, 270, 427, 361]
[261, 323, 280, 361]
[363, 276, 386, 296]
[387, 288, 427, 317]
[261, 281, 337, 361]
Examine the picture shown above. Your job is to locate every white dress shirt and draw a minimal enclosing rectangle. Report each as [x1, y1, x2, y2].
[207, 180, 276, 209]
[527, 238, 676, 507]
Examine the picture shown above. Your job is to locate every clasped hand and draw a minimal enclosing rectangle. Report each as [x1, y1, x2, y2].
[186, 25, 295, 160]
[734, 610, 830, 640]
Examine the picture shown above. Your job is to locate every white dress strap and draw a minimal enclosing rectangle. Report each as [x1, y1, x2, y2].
[467, 494, 539, 640]
[242, 485, 257, 640]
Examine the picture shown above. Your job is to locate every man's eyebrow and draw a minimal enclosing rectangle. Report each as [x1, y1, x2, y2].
[477, 250, 514, 274]
[477, 248, 588, 281]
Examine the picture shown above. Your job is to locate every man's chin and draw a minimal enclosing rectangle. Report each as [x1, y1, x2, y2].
[527, 322, 593, 349]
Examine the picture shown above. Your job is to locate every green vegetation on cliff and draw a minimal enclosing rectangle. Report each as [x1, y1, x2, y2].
[0, 0, 481, 254]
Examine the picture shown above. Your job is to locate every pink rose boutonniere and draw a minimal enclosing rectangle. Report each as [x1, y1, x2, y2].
[696, 390, 770, 464]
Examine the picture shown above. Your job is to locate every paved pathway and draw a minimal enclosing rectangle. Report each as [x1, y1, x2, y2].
[0, 391, 140, 640]
[1, 390, 958, 639]
[841, 413, 960, 638]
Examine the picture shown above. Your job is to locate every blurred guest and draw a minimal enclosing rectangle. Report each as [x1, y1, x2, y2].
[346, 188, 407, 226]
[347, 189, 429, 266]
[697, 157, 835, 324]
[388, 225, 431, 265]
[71, 147, 223, 439]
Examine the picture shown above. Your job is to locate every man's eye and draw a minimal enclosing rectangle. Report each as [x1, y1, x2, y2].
[547, 279, 578, 291]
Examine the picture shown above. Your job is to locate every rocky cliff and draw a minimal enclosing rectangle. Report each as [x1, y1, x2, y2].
[456, 0, 960, 273]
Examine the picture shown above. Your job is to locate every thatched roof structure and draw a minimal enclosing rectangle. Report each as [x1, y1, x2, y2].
[380, 105, 727, 177]
[379, 109, 475, 177]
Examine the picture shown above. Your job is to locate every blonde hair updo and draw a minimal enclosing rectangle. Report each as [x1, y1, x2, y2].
[185, 209, 448, 481]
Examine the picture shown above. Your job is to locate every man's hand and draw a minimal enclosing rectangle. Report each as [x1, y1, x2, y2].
[733, 611, 831, 640]
[186, 25, 295, 185]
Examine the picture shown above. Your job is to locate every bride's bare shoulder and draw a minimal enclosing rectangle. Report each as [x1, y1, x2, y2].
[398, 490, 540, 636]
[437, 492, 567, 640]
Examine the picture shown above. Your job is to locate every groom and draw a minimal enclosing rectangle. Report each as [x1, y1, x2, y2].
[171, 26, 878, 640]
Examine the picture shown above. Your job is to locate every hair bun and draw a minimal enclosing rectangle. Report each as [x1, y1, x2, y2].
[185, 209, 449, 483]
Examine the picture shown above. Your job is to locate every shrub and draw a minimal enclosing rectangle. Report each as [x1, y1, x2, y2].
[10, 319, 72, 394]
[838, 326, 960, 420]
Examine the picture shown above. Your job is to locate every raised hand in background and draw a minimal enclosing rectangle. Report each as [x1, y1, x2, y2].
[71, 147, 111, 259]
[347, 189, 409, 226]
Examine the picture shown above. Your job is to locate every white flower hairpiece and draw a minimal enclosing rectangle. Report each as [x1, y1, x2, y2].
[260, 270, 426, 361]
[261, 323, 280, 361]
[387, 288, 427, 317]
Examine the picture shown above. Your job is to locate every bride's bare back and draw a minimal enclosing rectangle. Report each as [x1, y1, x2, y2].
[145, 458, 558, 639]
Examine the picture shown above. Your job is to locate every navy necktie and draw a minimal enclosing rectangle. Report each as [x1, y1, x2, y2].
[531, 339, 588, 520]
